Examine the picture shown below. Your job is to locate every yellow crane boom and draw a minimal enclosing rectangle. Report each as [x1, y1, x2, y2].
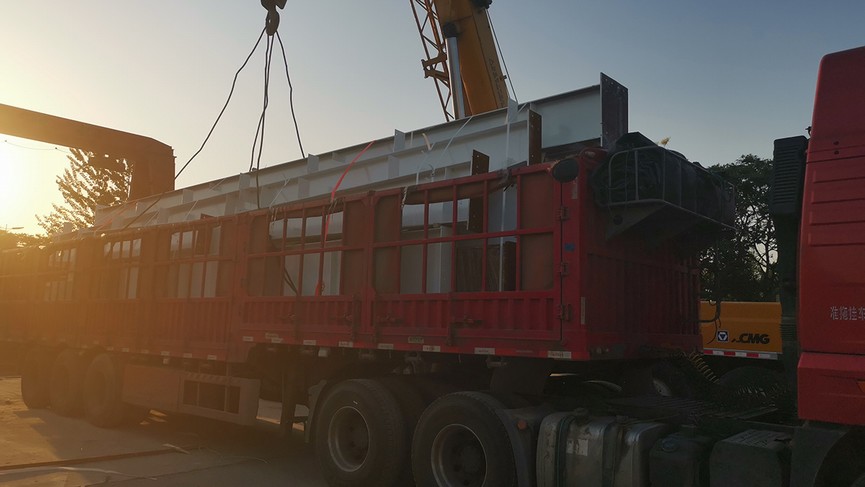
[411, 0, 509, 119]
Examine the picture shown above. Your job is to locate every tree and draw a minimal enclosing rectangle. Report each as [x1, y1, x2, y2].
[0, 229, 45, 250]
[37, 148, 131, 235]
[701, 154, 777, 301]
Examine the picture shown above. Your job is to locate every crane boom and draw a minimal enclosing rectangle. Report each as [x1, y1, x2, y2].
[412, 0, 509, 119]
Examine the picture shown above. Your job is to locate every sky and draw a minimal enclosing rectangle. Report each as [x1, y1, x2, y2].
[0, 1, 863, 234]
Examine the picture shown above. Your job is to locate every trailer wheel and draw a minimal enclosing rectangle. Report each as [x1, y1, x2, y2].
[377, 376, 426, 435]
[377, 376, 427, 486]
[411, 391, 516, 487]
[83, 354, 126, 427]
[48, 349, 85, 417]
[21, 349, 52, 409]
[314, 379, 406, 487]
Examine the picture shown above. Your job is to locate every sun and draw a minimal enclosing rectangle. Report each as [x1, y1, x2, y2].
[0, 139, 68, 234]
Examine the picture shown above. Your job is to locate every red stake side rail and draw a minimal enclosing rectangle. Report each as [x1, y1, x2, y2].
[0, 160, 701, 365]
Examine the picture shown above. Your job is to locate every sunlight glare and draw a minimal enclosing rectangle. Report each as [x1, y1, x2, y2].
[0, 138, 68, 234]
[0, 144, 23, 222]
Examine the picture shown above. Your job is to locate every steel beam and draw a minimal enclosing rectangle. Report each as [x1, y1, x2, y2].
[93, 76, 627, 232]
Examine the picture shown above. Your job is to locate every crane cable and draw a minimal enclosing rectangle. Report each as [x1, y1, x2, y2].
[260, 0, 304, 157]
[251, 17, 306, 208]
[277, 31, 305, 159]
[121, 8, 306, 230]
[250, 31, 274, 209]
[487, 11, 518, 104]
[249, 32, 273, 174]
[176, 28, 266, 180]
[117, 27, 267, 231]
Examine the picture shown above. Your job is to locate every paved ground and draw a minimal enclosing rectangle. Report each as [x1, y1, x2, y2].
[0, 376, 327, 486]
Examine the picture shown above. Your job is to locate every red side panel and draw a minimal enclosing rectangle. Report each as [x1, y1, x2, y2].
[798, 352, 865, 425]
[798, 46, 865, 424]
[0, 163, 702, 364]
[569, 160, 701, 358]
[807, 47, 865, 160]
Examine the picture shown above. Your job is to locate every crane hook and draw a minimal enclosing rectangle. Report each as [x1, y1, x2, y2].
[261, 0, 286, 36]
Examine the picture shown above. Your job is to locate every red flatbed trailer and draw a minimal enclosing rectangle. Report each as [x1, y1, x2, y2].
[0, 158, 699, 365]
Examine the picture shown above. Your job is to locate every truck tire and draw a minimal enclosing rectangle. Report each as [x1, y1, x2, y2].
[651, 361, 692, 397]
[718, 365, 784, 390]
[21, 349, 51, 409]
[83, 354, 126, 427]
[411, 391, 516, 487]
[717, 365, 788, 407]
[377, 376, 427, 486]
[314, 379, 406, 487]
[48, 349, 85, 417]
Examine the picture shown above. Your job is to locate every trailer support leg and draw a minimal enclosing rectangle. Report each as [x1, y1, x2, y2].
[279, 360, 302, 438]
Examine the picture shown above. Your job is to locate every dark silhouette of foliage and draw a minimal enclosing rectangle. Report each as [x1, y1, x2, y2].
[701, 154, 777, 301]
[0, 229, 46, 250]
[37, 148, 131, 235]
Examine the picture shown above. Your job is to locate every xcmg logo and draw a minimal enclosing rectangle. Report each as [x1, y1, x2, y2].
[731, 333, 771, 345]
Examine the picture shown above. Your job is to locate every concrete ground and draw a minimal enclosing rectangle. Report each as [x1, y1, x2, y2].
[0, 376, 327, 486]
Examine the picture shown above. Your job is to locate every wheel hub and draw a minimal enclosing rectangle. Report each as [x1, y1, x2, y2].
[328, 406, 370, 472]
[431, 424, 487, 487]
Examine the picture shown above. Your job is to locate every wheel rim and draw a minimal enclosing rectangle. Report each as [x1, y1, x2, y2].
[327, 406, 370, 472]
[430, 424, 487, 487]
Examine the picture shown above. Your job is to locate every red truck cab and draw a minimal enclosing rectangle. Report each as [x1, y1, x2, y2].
[797, 46, 865, 425]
